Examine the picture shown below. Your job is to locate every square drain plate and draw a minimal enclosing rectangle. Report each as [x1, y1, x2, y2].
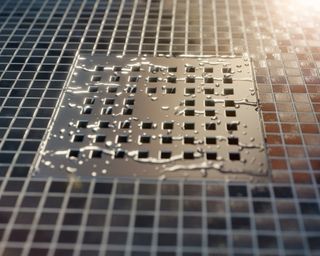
[33, 55, 269, 180]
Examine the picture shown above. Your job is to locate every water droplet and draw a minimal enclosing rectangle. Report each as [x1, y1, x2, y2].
[159, 174, 166, 181]
[44, 161, 51, 166]
[201, 169, 207, 177]
[66, 166, 77, 173]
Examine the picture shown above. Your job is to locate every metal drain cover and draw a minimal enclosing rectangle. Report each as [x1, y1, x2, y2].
[33, 55, 268, 180]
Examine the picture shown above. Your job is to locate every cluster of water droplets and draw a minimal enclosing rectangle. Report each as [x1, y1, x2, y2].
[38, 55, 268, 180]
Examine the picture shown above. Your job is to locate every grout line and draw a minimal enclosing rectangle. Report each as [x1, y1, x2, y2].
[153, 0, 164, 56]
[201, 181, 209, 256]
[46, 181, 73, 256]
[150, 180, 161, 256]
[107, 0, 126, 56]
[212, 0, 219, 55]
[247, 183, 259, 254]
[122, 0, 138, 56]
[169, 0, 177, 56]
[225, 0, 235, 55]
[124, 179, 139, 256]
[97, 179, 118, 256]
[176, 180, 183, 256]
[224, 182, 234, 255]
[92, 0, 112, 55]
[185, 0, 189, 55]
[199, 0, 203, 56]
[138, 0, 152, 56]
[20, 177, 53, 256]
[72, 179, 95, 256]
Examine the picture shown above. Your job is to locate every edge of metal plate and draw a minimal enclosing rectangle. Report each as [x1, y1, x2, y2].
[31, 54, 270, 183]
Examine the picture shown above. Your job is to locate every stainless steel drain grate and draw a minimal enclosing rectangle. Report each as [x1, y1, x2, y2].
[33, 55, 268, 180]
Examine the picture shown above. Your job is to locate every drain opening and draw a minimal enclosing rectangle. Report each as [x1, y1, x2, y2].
[36, 55, 268, 180]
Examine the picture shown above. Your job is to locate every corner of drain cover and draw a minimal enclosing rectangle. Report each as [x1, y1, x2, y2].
[32, 55, 269, 181]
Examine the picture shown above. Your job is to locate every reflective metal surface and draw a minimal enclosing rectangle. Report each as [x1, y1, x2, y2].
[35, 55, 268, 180]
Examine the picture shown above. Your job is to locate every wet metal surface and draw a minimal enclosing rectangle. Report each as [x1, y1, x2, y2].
[35, 55, 268, 180]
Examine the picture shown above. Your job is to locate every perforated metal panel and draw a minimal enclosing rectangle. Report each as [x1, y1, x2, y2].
[0, 0, 320, 255]
[34, 55, 268, 180]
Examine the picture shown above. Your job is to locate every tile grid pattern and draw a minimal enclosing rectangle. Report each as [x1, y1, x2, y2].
[0, 0, 319, 255]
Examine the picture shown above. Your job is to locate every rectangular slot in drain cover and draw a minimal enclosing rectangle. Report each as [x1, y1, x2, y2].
[33, 55, 269, 180]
